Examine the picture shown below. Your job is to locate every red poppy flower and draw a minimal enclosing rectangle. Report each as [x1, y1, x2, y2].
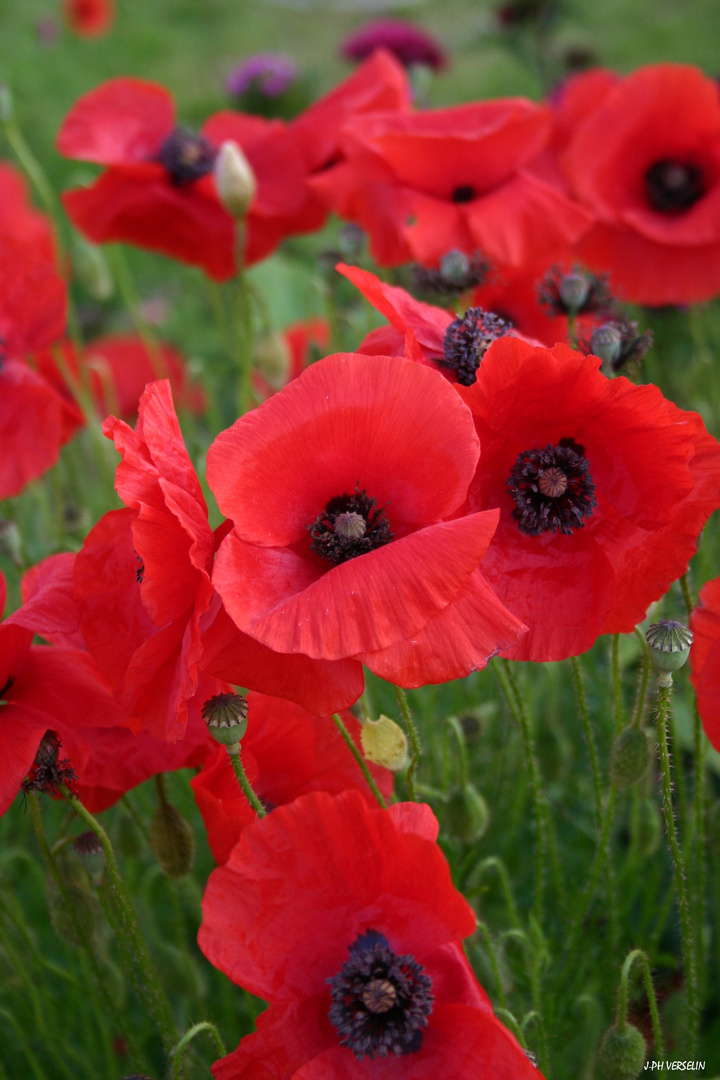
[459, 338, 720, 661]
[208, 352, 526, 687]
[470, 256, 573, 347]
[198, 790, 542, 1079]
[560, 64, 720, 305]
[690, 577, 720, 753]
[311, 100, 591, 268]
[57, 78, 314, 278]
[0, 570, 127, 817]
[338, 262, 538, 386]
[191, 693, 393, 863]
[0, 162, 56, 260]
[37, 334, 204, 419]
[63, 0, 114, 37]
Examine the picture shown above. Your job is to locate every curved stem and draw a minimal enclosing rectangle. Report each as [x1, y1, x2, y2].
[446, 715, 469, 789]
[494, 1008, 527, 1048]
[394, 686, 421, 802]
[616, 948, 665, 1058]
[226, 747, 267, 817]
[332, 713, 387, 809]
[475, 922, 508, 1010]
[172, 1021, 227, 1078]
[466, 856, 521, 929]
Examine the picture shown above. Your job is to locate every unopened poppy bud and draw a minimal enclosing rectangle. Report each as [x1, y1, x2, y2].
[646, 620, 693, 685]
[590, 323, 622, 368]
[610, 726, 652, 789]
[445, 783, 490, 844]
[559, 271, 590, 313]
[597, 1022, 647, 1080]
[0, 519, 23, 568]
[72, 236, 114, 300]
[149, 802, 195, 878]
[360, 715, 408, 771]
[202, 692, 249, 752]
[214, 140, 257, 219]
[73, 830, 106, 880]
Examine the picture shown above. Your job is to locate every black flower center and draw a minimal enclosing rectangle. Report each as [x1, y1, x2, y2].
[451, 184, 476, 203]
[507, 437, 597, 535]
[441, 307, 512, 386]
[327, 929, 433, 1060]
[21, 731, 78, 798]
[644, 158, 705, 213]
[156, 127, 217, 186]
[308, 486, 393, 565]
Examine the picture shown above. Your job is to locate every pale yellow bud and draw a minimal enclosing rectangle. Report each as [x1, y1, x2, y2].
[214, 140, 257, 219]
[360, 715, 408, 772]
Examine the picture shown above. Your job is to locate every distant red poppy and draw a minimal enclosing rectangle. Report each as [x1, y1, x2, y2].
[311, 100, 591, 268]
[63, 0, 114, 38]
[198, 790, 542, 1079]
[459, 338, 720, 661]
[57, 78, 314, 278]
[690, 577, 720, 753]
[191, 693, 393, 863]
[0, 235, 67, 361]
[561, 64, 720, 305]
[0, 162, 56, 260]
[0, 570, 126, 817]
[37, 334, 204, 419]
[208, 352, 526, 687]
[338, 262, 536, 386]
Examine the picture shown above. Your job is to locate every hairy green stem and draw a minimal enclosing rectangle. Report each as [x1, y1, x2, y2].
[226, 748, 267, 817]
[332, 713, 387, 809]
[475, 922, 508, 1010]
[631, 628, 651, 728]
[570, 656, 602, 828]
[172, 1021, 227, 1078]
[394, 686, 421, 802]
[617, 948, 665, 1057]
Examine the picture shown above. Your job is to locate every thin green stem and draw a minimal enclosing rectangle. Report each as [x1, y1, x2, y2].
[560, 787, 616, 977]
[466, 856, 522, 930]
[691, 699, 707, 1001]
[332, 713, 387, 809]
[475, 923, 508, 1010]
[0, 1008, 46, 1080]
[446, 715, 469, 788]
[654, 684, 698, 1053]
[226, 748, 267, 817]
[616, 949, 665, 1058]
[631, 628, 651, 728]
[679, 571, 695, 618]
[611, 634, 623, 733]
[394, 686, 421, 802]
[172, 1021, 227, 1078]
[60, 787, 180, 1058]
[494, 1008, 527, 1048]
[109, 246, 170, 381]
[570, 656, 602, 828]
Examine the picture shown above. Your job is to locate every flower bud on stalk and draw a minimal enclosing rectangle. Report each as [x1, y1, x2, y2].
[214, 140, 257, 219]
[597, 1022, 647, 1080]
[610, 726, 652, 789]
[646, 620, 693, 687]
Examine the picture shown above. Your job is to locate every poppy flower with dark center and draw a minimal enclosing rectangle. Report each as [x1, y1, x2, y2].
[57, 77, 316, 278]
[311, 99, 592, 268]
[207, 352, 526, 688]
[63, 0, 114, 37]
[198, 790, 543, 1079]
[560, 64, 720, 305]
[458, 337, 720, 661]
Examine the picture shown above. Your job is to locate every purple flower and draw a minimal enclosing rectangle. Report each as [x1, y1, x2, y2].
[340, 19, 447, 71]
[226, 53, 297, 99]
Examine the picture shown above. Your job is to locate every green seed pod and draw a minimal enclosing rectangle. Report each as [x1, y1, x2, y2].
[597, 1023, 646, 1080]
[149, 802, 195, 878]
[610, 726, 652, 789]
[360, 715, 408, 771]
[633, 797, 662, 858]
[646, 620, 693, 684]
[202, 692, 249, 753]
[445, 784, 489, 844]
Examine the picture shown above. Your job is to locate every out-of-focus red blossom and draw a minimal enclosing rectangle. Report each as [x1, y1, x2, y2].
[470, 256, 574, 347]
[252, 317, 329, 401]
[337, 262, 540, 385]
[198, 790, 543, 1079]
[37, 335, 204, 419]
[690, 577, 720, 753]
[0, 235, 67, 361]
[191, 693, 393, 864]
[311, 99, 592, 269]
[458, 338, 720, 661]
[63, 0, 114, 37]
[340, 19, 447, 71]
[287, 51, 411, 236]
[208, 352, 526, 688]
[0, 569, 127, 817]
[57, 77, 317, 279]
[559, 63, 720, 305]
[0, 163, 57, 260]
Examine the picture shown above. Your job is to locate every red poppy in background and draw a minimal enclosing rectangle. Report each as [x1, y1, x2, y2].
[311, 99, 591, 268]
[560, 64, 720, 305]
[337, 262, 536, 386]
[37, 334, 204, 419]
[63, 0, 114, 38]
[459, 338, 720, 661]
[690, 576, 720, 753]
[0, 162, 57, 260]
[208, 352, 526, 687]
[191, 693, 393, 863]
[57, 77, 314, 278]
[0, 570, 127, 817]
[470, 256, 573, 347]
[198, 790, 542, 1079]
